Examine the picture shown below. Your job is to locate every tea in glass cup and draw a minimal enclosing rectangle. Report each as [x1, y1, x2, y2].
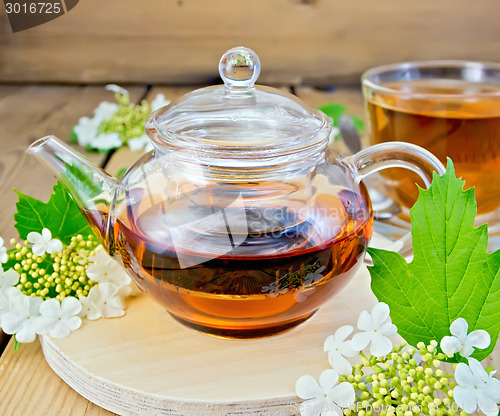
[362, 61, 500, 245]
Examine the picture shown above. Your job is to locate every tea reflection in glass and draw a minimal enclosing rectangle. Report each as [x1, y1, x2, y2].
[362, 62, 500, 238]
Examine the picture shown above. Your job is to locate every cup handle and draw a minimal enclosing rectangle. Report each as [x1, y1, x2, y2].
[345, 141, 446, 259]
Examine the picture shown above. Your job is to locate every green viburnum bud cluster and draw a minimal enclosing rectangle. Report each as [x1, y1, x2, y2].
[8, 234, 100, 301]
[340, 341, 468, 416]
[98, 92, 151, 143]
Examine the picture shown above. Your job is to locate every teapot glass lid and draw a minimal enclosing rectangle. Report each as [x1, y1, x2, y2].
[148, 47, 331, 151]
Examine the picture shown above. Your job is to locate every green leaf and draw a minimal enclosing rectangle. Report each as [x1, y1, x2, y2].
[317, 103, 346, 121]
[64, 162, 103, 199]
[368, 159, 500, 361]
[14, 182, 93, 245]
[2, 248, 21, 271]
[116, 167, 128, 180]
[317, 103, 364, 142]
[351, 115, 364, 132]
[70, 128, 78, 143]
[14, 338, 20, 351]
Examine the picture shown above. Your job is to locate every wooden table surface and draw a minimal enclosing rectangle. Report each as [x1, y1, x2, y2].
[2, 83, 500, 415]
[0, 84, 367, 415]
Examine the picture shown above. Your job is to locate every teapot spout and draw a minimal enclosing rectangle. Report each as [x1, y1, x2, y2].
[27, 136, 119, 251]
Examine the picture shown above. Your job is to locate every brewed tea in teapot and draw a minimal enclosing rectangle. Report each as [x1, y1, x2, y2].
[28, 47, 444, 337]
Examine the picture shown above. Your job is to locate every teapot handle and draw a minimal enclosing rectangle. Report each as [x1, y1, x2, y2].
[344, 141, 446, 260]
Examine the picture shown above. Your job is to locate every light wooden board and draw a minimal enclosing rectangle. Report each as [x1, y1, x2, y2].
[39, 265, 376, 416]
[35, 264, 500, 416]
[0, 248, 497, 415]
[1, 0, 500, 84]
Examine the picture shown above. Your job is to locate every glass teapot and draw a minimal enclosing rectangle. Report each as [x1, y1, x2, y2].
[28, 47, 445, 338]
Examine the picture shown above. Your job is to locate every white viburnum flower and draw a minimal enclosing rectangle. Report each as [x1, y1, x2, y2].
[2, 294, 43, 343]
[36, 298, 82, 339]
[454, 357, 500, 416]
[73, 116, 101, 147]
[73, 101, 118, 147]
[27, 228, 63, 256]
[126, 94, 170, 153]
[151, 93, 171, 111]
[89, 132, 123, 151]
[87, 283, 126, 319]
[0, 287, 23, 326]
[441, 318, 491, 358]
[117, 282, 142, 298]
[105, 84, 129, 97]
[295, 369, 355, 416]
[78, 295, 101, 321]
[328, 127, 340, 146]
[324, 325, 359, 375]
[94, 101, 120, 123]
[351, 302, 397, 357]
[128, 134, 151, 152]
[86, 250, 131, 287]
[0, 268, 20, 291]
[0, 236, 8, 263]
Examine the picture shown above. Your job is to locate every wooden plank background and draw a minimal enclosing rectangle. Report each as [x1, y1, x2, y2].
[0, 85, 354, 416]
[0, 86, 145, 350]
[0, 2, 499, 410]
[1, 0, 500, 85]
[0, 86, 145, 241]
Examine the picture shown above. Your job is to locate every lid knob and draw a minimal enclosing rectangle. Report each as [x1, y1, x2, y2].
[219, 46, 261, 89]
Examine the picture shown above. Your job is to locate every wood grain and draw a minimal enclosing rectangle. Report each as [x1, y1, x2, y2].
[0, 339, 115, 415]
[295, 86, 365, 118]
[35, 264, 500, 415]
[105, 85, 294, 175]
[104, 87, 193, 177]
[1, 0, 500, 85]
[0, 83, 497, 415]
[295, 86, 367, 155]
[105, 85, 363, 176]
[0, 85, 145, 349]
[38, 266, 377, 416]
[0, 266, 497, 416]
[0, 85, 145, 241]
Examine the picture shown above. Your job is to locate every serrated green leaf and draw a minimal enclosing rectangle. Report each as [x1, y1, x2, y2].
[14, 182, 93, 245]
[368, 159, 500, 361]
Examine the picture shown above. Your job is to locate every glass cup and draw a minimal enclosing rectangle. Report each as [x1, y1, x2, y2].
[362, 61, 500, 248]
